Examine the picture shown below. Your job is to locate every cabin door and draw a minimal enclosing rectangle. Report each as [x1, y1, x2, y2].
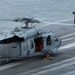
[34, 37, 43, 52]
[5, 43, 21, 58]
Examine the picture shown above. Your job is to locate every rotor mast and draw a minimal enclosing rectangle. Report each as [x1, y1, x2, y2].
[13, 17, 41, 28]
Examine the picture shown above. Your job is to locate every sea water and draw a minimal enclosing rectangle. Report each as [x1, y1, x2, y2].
[0, 0, 75, 28]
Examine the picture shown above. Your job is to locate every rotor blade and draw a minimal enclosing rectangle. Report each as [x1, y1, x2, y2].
[0, 19, 14, 21]
[13, 17, 42, 23]
[0, 18, 42, 23]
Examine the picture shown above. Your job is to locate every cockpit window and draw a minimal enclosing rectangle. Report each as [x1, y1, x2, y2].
[30, 40, 34, 49]
[54, 36, 58, 42]
[46, 35, 51, 45]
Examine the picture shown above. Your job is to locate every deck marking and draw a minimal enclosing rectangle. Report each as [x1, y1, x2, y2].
[0, 41, 75, 71]
[17, 57, 75, 75]
[30, 60, 75, 75]
[62, 37, 75, 42]
[0, 63, 22, 71]
[58, 42, 75, 50]
[38, 19, 73, 28]
[61, 70, 75, 75]
[0, 19, 75, 72]
[60, 32, 75, 39]
[0, 35, 75, 71]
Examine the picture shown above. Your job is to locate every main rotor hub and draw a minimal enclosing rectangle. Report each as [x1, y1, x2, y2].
[13, 17, 41, 27]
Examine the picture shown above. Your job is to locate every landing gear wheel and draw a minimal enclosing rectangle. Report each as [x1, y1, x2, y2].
[44, 52, 50, 58]
[44, 52, 53, 60]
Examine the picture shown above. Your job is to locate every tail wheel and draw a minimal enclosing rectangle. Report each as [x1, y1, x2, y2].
[44, 52, 50, 58]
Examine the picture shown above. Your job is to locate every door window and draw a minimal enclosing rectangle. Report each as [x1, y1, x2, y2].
[46, 35, 51, 45]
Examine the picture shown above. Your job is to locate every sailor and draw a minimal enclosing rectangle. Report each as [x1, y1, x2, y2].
[39, 42, 43, 51]
[72, 12, 75, 27]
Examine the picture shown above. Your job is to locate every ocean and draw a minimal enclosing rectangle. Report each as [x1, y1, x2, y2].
[0, 0, 75, 28]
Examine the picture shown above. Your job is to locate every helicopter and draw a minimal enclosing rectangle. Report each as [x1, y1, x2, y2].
[0, 18, 61, 59]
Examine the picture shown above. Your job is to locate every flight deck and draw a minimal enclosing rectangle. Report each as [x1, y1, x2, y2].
[0, 19, 75, 75]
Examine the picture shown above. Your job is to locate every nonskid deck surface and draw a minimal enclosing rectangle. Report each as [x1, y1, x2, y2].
[0, 19, 75, 75]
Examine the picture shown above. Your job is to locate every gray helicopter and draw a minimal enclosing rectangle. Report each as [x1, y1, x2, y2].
[0, 18, 61, 59]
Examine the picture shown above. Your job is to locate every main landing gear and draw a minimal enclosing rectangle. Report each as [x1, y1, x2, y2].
[44, 51, 53, 60]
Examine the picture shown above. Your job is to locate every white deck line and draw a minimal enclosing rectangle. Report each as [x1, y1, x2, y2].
[0, 37, 74, 70]
[54, 23, 74, 26]
[62, 37, 75, 42]
[60, 32, 75, 39]
[0, 42, 75, 72]
[54, 19, 73, 23]
[0, 62, 22, 71]
[38, 19, 73, 28]
[30, 60, 75, 75]
[58, 42, 75, 50]
[17, 57, 75, 75]
[61, 70, 75, 75]
[0, 19, 75, 72]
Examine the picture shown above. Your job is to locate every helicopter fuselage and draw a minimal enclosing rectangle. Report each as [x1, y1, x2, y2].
[0, 27, 61, 59]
